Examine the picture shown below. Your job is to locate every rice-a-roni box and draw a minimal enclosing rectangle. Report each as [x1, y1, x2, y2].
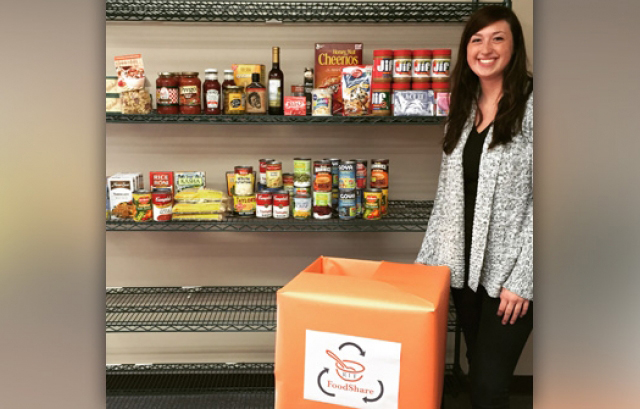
[275, 256, 450, 409]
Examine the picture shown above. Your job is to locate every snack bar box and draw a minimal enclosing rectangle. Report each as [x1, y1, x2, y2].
[275, 256, 450, 409]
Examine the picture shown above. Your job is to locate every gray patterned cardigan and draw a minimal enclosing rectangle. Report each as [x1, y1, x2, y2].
[416, 93, 533, 300]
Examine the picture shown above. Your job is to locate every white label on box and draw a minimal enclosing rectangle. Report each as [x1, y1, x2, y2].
[304, 330, 401, 409]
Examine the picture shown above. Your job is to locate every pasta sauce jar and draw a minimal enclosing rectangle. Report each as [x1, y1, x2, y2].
[156, 72, 179, 114]
[179, 72, 202, 114]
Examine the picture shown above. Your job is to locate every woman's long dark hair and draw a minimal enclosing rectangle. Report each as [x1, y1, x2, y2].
[443, 5, 533, 154]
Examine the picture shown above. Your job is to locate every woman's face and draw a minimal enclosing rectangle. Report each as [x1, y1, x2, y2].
[466, 20, 513, 82]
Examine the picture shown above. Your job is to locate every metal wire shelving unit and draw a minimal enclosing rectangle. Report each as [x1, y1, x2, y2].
[106, 200, 433, 232]
[106, 286, 457, 333]
[106, 0, 510, 23]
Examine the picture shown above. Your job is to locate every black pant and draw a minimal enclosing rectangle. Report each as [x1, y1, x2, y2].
[451, 285, 533, 409]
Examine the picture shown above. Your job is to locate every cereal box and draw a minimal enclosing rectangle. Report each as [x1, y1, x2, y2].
[315, 43, 363, 115]
[174, 171, 206, 192]
[150, 171, 174, 193]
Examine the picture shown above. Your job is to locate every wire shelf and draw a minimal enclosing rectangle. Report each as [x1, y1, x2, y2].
[106, 285, 456, 333]
[106, 0, 510, 23]
[106, 112, 446, 125]
[106, 362, 458, 408]
[106, 200, 433, 232]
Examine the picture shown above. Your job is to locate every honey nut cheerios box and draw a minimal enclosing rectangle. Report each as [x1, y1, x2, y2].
[275, 256, 450, 409]
[315, 43, 363, 116]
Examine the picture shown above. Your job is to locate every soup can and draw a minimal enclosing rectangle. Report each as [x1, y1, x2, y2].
[313, 191, 332, 220]
[259, 158, 275, 188]
[313, 160, 333, 192]
[339, 160, 357, 190]
[266, 161, 283, 189]
[363, 188, 382, 220]
[293, 158, 312, 187]
[133, 190, 152, 222]
[355, 159, 368, 189]
[234, 194, 256, 217]
[370, 159, 389, 189]
[338, 190, 357, 220]
[273, 191, 290, 219]
[256, 191, 273, 218]
[234, 166, 254, 196]
[293, 193, 312, 220]
[152, 188, 173, 222]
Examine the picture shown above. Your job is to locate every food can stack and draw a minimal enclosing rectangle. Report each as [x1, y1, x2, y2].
[312, 160, 333, 220]
[338, 160, 357, 220]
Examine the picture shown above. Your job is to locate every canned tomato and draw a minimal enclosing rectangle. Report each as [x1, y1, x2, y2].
[152, 188, 173, 222]
[326, 158, 340, 188]
[234, 166, 254, 196]
[234, 194, 256, 216]
[293, 158, 312, 188]
[313, 160, 333, 192]
[370, 159, 389, 189]
[256, 191, 273, 218]
[381, 188, 389, 216]
[339, 190, 357, 220]
[266, 161, 283, 189]
[293, 193, 312, 220]
[133, 190, 152, 222]
[273, 191, 290, 219]
[339, 160, 357, 190]
[259, 158, 275, 188]
[363, 188, 382, 220]
[355, 159, 368, 189]
[313, 191, 332, 220]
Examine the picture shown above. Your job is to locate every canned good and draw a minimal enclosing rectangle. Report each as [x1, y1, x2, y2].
[259, 159, 275, 187]
[294, 186, 312, 196]
[256, 191, 273, 218]
[339, 160, 357, 190]
[381, 188, 389, 216]
[355, 159, 368, 189]
[283, 173, 294, 189]
[152, 188, 173, 222]
[326, 158, 341, 188]
[313, 160, 333, 192]
[311, 88, 332, 116]
[266, 161, 283, 189]
[338, 190, 357, 220]
[234, 194, 256, 216]
[332, 188, 339, 215]
[363, 188, 382, 220]
[293, 193, 312, 220]
[133, 190, 152, 222]
[356, 188, 363, 217]
[370, 159, 389, 189]
[273, 191, 290, 219]
[234, 166, 254, 196]
[293, 157, 312, 187]
[313, 191, 332, 220]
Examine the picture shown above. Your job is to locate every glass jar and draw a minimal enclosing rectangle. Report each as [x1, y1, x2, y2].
[156, 72, 179, 115]
[203, 69, 221, 115]
[179, 72, 201, 115]
[223, 85, 245, 115]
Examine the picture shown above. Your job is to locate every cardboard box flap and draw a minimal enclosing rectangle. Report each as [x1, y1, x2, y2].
[302, 256, 380, 279]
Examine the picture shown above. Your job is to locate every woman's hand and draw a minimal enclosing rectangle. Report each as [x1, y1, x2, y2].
[497, 287, 530, 325]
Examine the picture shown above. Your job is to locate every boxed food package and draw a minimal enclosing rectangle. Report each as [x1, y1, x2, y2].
[150, 171, 174, 193]
[341, 65, 373, 116]
[315, 43, 363, 115]
[275, 256, 450, 409]
[174, 171, 206, 193]
[108, 173, 141, 220]
[284, 96, 307, 116]
[114, 54, 145, 92]
[393, 90, 435, 116]
[232, 64, 267, 88]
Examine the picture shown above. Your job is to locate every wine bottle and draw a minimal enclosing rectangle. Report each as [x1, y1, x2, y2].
[268, 47, 284, 115]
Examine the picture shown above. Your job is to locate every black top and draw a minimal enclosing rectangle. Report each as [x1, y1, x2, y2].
[463, 124, 490, 280]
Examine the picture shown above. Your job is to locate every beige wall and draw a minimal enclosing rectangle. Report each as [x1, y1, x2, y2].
[106, 0, 533, 374]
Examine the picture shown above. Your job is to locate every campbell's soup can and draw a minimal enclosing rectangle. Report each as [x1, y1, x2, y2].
[355, 159, 368, 189]
[266, 161, 283, 189]
[370, 159, 389, 189]
[273, 191, 290, 219]
[363, 188, 382, 220]
[256, 191, 273, 218]
[133, 190, 152, 222]
[381, 188, 389, 216]
[339, 190, 357, 220]
[152, 188, 173, 222]
[259, 158, 275, 187]
[339, 160, 357, 190]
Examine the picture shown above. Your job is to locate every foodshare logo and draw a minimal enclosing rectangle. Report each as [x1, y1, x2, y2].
[304, 330, 401, 409]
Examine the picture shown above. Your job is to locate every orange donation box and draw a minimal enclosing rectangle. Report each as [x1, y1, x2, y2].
[275, 256, 450, 409]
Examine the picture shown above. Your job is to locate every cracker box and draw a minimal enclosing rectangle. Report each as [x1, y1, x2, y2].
[174, 171, 206, 192]
[150, 171, 174, 193]
[232, 64, 267, 88]
[315, 43, 363, 115]
[275, 256, 450, 409]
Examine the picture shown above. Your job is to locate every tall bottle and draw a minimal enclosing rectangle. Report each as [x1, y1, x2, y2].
[268, 47, 284, 115]
[203, 69, 221, 115]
